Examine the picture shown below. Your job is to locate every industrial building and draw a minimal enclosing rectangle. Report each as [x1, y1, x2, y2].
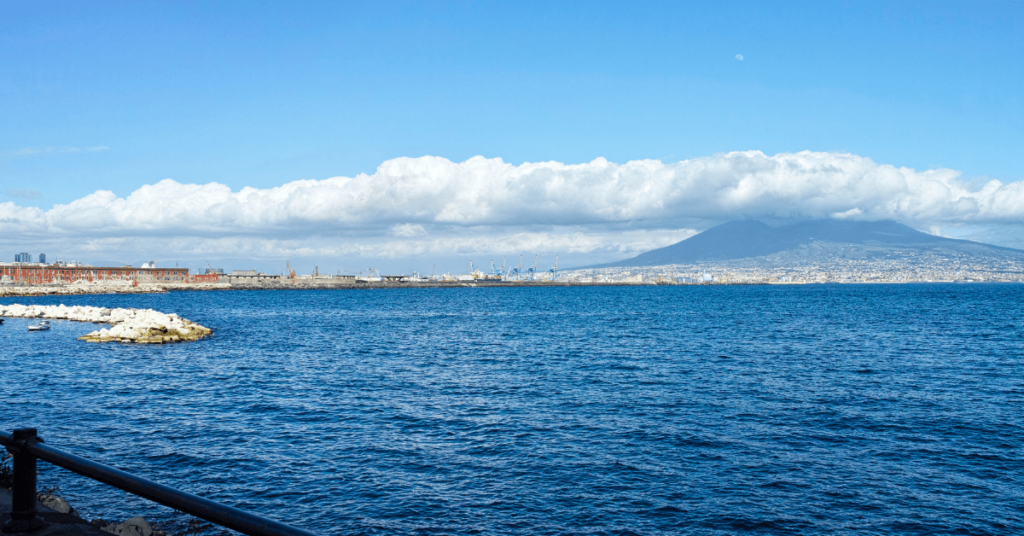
[0, 264, 219, 285]
[222, 270, 281, 284]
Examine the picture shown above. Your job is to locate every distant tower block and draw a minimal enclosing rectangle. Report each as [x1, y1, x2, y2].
[39, 253, 46, 264]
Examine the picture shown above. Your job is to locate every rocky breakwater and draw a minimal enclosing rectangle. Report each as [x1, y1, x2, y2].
[0, 279, 231, 297]
[0, 304, 212, 344]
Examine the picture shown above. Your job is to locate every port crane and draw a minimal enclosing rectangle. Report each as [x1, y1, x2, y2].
[547, 255, 559, 281]
[490, 257, 507, 278]
[526, 255, 538, 280]
[286, 261, 297, 279]
[505, 255, 522, 281]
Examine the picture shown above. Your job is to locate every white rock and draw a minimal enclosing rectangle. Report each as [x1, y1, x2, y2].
[114, 516, 152, 536]
[0, 304, 211, 343]
[39, 494, 78, 517]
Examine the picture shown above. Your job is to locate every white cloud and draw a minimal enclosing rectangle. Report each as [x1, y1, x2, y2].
[144, 228, 697, 260]
[1, 146, 108, 159]
[391, 223, 427, 237]
[4, 150, 1024, 262]
[831, 207, 863, 219]
[3, 188, 41, 200]
[735, 54, 744, 61]
[8, 151, 1024, 233]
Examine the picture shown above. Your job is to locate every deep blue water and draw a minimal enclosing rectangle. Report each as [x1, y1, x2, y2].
[1, 285, 1022, 535]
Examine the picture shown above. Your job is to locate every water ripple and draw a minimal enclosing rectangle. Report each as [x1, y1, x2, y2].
[2, 284, 1023, 535]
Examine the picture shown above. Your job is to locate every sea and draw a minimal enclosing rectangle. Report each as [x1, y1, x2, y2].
[1, 284, 1021, 535]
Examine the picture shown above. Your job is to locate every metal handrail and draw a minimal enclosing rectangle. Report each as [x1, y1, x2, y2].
[1, 429, 316, 536]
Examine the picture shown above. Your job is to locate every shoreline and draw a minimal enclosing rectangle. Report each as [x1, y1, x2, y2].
[0, 279, 772, 298]
[0, 278, 1017, 298]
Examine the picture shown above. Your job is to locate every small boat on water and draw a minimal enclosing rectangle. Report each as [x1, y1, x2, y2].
[28, 320, 51, 331]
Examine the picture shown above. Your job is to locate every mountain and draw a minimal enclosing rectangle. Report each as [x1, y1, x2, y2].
[587, 219, 1024, 268]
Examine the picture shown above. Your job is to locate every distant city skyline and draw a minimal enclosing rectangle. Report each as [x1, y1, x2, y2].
[2, 1, 1022, 272]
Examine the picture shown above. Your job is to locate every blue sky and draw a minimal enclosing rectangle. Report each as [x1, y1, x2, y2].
[1, 1, 1022, 272]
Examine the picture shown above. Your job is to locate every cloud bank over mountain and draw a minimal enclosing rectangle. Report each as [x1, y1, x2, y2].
[4, 150, 1023, 265]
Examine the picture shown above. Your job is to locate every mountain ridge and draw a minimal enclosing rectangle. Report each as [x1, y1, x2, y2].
[584, 219, 1023, 269]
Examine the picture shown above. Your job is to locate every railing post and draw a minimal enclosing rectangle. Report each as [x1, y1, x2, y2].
[2, 429, 46, 534]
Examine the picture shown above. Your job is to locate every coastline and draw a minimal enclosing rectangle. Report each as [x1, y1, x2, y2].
[1, 278, 1015, 298]
[0, 279, 665, 297]
[0, 281, 231, 298]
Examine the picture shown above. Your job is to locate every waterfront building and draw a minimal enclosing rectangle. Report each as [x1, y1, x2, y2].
[223, 271, 282, 284]
[0, 264, 220, 284]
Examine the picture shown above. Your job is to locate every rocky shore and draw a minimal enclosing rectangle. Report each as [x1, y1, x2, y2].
[2, 460, 171, 536]
[0, 304, 212, 344]
[0, 280, 230, 297]
[37, 492, 168, 536]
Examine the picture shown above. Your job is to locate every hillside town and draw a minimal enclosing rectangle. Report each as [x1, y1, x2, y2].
[563, 253, 1024, 284]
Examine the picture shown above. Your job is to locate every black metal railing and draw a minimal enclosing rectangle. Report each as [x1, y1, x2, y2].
[1, 429, 316, 536]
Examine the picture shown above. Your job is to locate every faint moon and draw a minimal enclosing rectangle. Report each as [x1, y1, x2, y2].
[735, 54, 744, 61]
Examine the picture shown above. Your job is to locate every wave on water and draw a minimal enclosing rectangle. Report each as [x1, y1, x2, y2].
[2, 284, 1022, 535]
